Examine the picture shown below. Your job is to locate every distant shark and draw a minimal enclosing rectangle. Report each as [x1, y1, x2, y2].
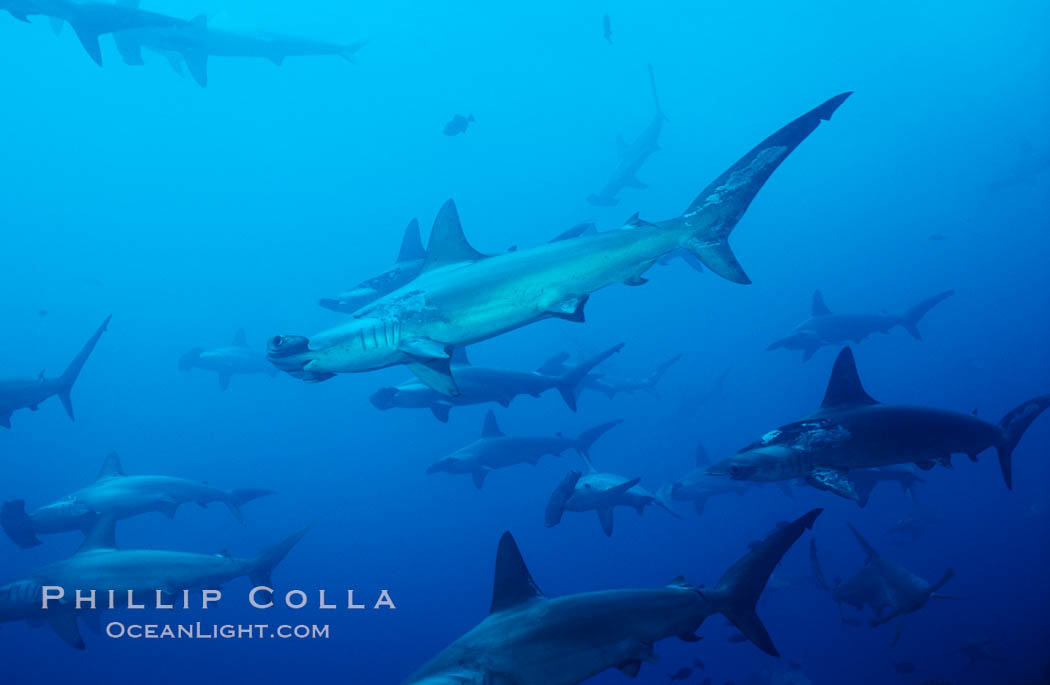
[2, 452, 273, 548]
[546, 457, 681, 536]
[426, 411, 621, 489]
[371, 343, 623, 422]
[537, 350, 681, 400]
[587, 63, 665, 207]
[319, 219, 426, 313]
[2, 0, 184, 65]
[0, 515, 309, 649]
[0, 315, 110, 428]
[669, 444, 789, 516]
[110, 3, 364, 87]
[810, 524, 953, 644]
[179, 329, 275, 390]
[401, 509, 822, 683]
[767, 289, 954, 362]
[269, 93, 852, 393]
[707, 347, 1050, 499]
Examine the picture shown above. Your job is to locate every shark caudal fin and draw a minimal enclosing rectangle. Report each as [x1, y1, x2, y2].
[705, 508, 823, 656]
[899, 290, 954, 340]
[58, 315, 111, 422]
[1, 500, 41, 548]
[249, 524, 311, 587]
[642, 353, 682, 394]
[555, 343, 625, 410]
[996, 395, 1050, 489]
[666, 93, 851, 284]
[224, 489, 277, 523]
[575, 419, 623, 459]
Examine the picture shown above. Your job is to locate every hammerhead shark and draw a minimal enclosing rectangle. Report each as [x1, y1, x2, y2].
[0, 515, 309, 649]
[707, 347, 1050, 499]
[537, 350, 681, 400]
[670, 444, 783, 516]
[179, 329, 275, 390]
[268, 93, 852, 393]
[2, 452, 273, 548]
[0, 315, 110, 428]
[370, 344, 623, 422]
[401, 509, 822, 683]
[810, 524, 954, 644]
[426, 411, 621, 489]
[545, 457, 681, 537]
[767, 289, 954, 362]
[319, 219, 425, 313]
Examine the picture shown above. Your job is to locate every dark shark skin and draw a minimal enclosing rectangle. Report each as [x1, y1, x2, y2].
[319, 219, 425, 313]
[371, 344, 623, 422]
[588, 63, 665, 207]
[268, 93, 851, 393]
[538, 351, 681, 400]
[810, 524, 953, 644]
[1, 453, 273, 548]
[767, 289, 954, 362]
[2, 0, 184, 65]
[178, 329, 274, 390]
[402, 510, 822, 684]
[707, 347, 1050, 499]
[0, 516, 308, 649]
[0, 315, 110, 428]
[110, 4, 364, 87]
[426, 412, 621, 489]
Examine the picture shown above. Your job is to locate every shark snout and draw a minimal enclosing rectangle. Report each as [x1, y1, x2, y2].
[267, 335, 310, 359]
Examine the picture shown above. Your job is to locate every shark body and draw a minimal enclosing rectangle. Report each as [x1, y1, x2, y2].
[269, 93, 852, 395]
[179, 329, 274, 390]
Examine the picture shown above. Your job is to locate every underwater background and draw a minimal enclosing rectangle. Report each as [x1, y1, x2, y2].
[1, 0, 1049, 683]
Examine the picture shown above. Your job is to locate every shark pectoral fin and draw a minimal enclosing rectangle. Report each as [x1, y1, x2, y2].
[801, 344, 820, 363]
[597, 507, 614, 536]
[625, 175, 648, 189]
[694, 498, 706, 516]
[805, 468, 860, 502]
[80, 611, 104, 635]
[157, 498, 180, 519]
[407, 359, 459, 396]
[47, 613, 85, 650]
[70, 24, 104, 66]
[616, 660, 642, 677]
[471, 468, 489, 489]
[547, 295, 588, 322]
[183, 49, 209, 87]
[218, 372, 232, 391]
[429, 404, 451, 423]
[399, 337, 450, 360]
[8, 10, 31, 22]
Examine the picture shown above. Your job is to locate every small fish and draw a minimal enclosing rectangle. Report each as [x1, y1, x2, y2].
[893, 661, 916, 674]
[602, 13, 612, 44]
[443, 114, 475, 136]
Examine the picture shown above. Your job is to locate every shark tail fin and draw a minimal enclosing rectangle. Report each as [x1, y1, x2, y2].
[575, 419, 623, 459]
[671, 93, 851, 284]
[58, 315, 111, 422]
[249, 524, 311, 587]
[900, 289, 954, 340]
[225, 489, 277, 523]
[706, 508, 822, 657]
[1, 500, 41, 548]
[643, 353, 682, 391]
[556, 343, 624, 410]
[995, 395, 1050, 489]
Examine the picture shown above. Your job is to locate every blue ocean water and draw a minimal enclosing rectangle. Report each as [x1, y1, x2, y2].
[1, 0, 1048, 683]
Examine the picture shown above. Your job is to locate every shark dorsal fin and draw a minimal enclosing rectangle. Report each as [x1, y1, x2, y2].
[97, 452, 124, 479]
[695, 443, 710, 467]
[846, 523, 879, 561]
[232, 329, 248, 347]
[536, 352, 570, 376]
[421, 200, 486, 273]
[481, 410, 503, 438]
[490, 532, 544, 613]
[820, 348, 877, 411]
[396, 218, 425, 263]
[812, 290, 832, 316]
[77, 515, 117, 553]
[450, 347, 471, 366]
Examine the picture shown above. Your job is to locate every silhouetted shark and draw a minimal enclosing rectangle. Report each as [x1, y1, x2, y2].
[0, 315, 110, 428]
[179, 329, 274, 390]
[402, 509, 822, 683]
[767, 289, 954, 362]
